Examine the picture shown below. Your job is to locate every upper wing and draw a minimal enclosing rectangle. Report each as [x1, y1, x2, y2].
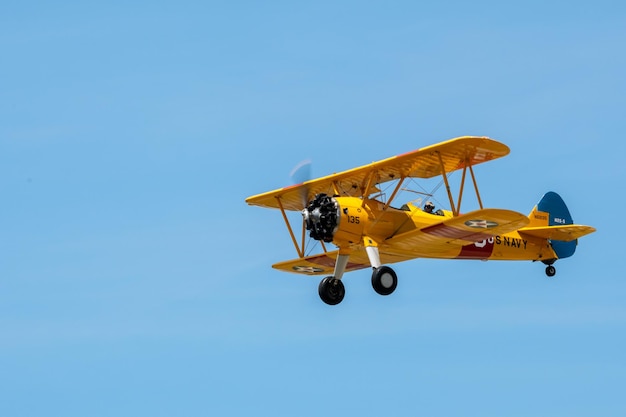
[518, 225, 596, 241]
[246, 136, 510, 211]
[385, 208, 530, 253]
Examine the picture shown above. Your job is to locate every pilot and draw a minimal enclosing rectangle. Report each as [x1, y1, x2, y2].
[423, 201, 435, 214]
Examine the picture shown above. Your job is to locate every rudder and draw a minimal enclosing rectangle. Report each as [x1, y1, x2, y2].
[535, 191, 577, 259]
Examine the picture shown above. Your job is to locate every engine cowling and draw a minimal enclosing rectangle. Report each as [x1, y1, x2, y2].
[302, 194, 340, 242]
[302, 194, 367, 244]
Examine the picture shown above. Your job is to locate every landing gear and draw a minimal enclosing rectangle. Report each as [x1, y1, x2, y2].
[316, 246, 398, 304]
[364, 241, 397, 296]
[541, 259, 557, 277]
[318, 276, 345, 305]
[371, 266, 398, 296]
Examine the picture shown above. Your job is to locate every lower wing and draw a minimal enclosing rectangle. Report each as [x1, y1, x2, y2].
[272, 250, 412, 275]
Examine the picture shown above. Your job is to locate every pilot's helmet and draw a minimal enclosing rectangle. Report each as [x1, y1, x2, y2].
[425, 201, 435, 211]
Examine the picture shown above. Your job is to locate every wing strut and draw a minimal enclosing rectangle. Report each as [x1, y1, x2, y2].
[361, 171, 377, 207]
[469, 164, 484, 210]
[437, 151, 458, 216]
[456, 164, 468, 215]
[437, 152, 485, 217]
[383, 176, 406, 210]
[276, 197, 304, 258]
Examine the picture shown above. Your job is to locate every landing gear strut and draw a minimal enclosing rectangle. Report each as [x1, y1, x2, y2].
[318, 276, 345, 305]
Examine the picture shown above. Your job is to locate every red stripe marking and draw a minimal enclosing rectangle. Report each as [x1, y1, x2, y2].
[456, 240, 494, 259]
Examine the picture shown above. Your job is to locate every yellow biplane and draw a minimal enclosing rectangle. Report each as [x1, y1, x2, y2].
[246, 136, 595, 305]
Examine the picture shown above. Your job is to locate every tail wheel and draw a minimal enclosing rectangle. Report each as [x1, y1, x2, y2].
[545, 265, 556, 277]
[371, 266, 398, 296]
[318, 276, 345, 305]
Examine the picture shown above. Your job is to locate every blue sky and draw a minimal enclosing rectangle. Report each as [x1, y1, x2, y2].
[2, 1, 625, 416]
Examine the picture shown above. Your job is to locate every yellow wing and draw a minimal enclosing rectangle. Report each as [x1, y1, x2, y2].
[246, 136, 510, 211]
[272, 249, 413, 275]
[386, 208, 530, 253]
[518, 225, 596, 241]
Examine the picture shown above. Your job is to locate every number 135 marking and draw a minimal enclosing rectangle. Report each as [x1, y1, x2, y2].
[346, 215, 360, 224]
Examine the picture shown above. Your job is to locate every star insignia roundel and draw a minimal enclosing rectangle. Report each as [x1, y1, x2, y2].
[465, 219, 499, 229]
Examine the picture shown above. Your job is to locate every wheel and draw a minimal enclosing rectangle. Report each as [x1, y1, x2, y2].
[318, 276, 345, 305]
[545, 265, 556, 277]
[371, 266, 398, 296]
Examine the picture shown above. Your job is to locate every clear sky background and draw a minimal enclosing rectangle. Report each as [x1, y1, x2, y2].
[2, 1, 625, 416]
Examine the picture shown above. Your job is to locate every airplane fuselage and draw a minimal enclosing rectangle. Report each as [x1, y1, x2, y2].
[330, 197, 557, 263]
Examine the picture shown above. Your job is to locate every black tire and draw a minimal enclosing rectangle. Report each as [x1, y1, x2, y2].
[318, 276, 345, 305]
[371, 266, 398, 296]
[545, 265, 556, 277]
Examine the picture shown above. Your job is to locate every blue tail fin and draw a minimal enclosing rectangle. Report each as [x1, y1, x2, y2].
[536, 191, 577, 259]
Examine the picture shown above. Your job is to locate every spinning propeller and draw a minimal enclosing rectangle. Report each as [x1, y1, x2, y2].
[289, 159, 312, 209]
[290, 159, 341, 244]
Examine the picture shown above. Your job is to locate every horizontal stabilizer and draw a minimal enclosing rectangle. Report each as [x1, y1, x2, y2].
[518, 225, 596, 242]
